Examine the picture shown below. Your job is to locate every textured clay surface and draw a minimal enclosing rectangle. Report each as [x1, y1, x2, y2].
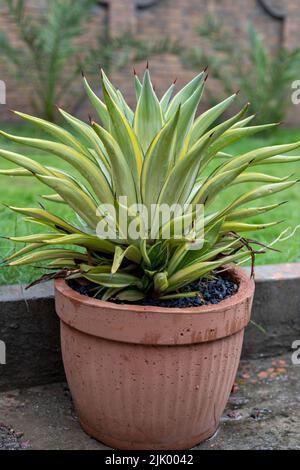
[55, 266, 254, 449]
[0, 354, 298, 450]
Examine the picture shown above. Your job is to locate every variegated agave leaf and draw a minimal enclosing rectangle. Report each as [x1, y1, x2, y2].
[0, 67, 299, 300]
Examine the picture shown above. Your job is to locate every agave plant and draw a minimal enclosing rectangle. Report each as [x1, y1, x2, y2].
[0, 68, 299, 301]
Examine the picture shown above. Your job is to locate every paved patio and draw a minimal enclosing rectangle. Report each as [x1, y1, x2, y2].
[0, 353, 299, 450]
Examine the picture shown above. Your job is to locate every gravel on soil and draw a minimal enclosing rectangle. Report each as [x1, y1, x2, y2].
[68, 272, 239, 308]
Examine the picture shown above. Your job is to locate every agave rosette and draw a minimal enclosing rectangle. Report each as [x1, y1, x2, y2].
[0, 67, 299, 301]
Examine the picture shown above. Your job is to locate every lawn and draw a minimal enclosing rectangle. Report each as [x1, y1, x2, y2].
[0, 123, 299, 286]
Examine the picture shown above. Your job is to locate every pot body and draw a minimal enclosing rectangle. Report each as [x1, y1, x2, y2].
[55, 266, 254, 450]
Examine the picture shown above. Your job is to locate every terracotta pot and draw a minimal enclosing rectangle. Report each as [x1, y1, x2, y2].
[55, 265, 254, 450]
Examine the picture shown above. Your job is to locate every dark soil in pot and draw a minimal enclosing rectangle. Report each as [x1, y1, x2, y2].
[68, 271, 239, 308]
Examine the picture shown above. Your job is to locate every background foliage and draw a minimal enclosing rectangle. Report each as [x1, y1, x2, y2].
[0, 0, 177, 121]
[182, 17, 300, 125]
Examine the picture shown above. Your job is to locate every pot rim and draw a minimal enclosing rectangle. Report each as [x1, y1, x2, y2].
[55, 264, 253, 315]
[55, 265, 254, 344]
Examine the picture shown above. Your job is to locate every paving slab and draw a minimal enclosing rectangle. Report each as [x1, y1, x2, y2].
[0, 354, 299, 450]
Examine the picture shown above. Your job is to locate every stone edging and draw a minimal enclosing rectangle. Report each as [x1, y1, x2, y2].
[0, 263, 300, 390]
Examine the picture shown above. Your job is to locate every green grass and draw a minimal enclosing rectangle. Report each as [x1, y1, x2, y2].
[213, 127, 300, 265]
[0, 123, 299, 286]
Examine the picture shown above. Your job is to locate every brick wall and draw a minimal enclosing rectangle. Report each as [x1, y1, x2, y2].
[0, 0, 299, 124]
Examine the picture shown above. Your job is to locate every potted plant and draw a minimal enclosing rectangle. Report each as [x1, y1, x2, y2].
[0, 68, 299, 450]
